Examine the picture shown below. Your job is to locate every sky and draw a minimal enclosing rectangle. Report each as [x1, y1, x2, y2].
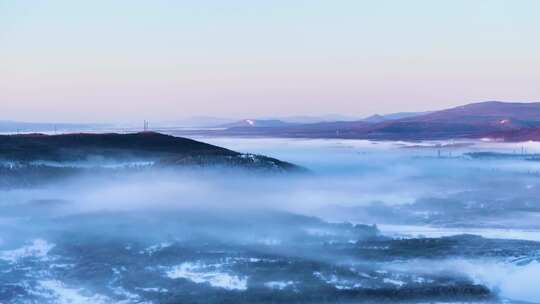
[1, 0, 539, 123]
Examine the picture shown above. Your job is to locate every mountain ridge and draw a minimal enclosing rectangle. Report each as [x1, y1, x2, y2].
[173, 101, 540, 141]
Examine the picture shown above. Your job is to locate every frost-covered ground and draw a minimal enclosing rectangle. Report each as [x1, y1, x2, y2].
[2, 136, 540, 303]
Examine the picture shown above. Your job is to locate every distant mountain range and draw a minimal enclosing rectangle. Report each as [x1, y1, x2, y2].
[361, 111, 431, 123]
[164, 115, 364, 128]
[6, 101, 540, 141]
[216, 119, 295, 128]
[212, 113, 428, 129]
[265, 114, 363, 124]
[175, 101, 540, 141]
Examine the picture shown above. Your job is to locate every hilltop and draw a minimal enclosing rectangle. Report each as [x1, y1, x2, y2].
[0, 132, 303, 172]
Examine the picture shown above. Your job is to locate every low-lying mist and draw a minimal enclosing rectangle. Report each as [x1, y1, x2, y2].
[2, 136, 540, 303]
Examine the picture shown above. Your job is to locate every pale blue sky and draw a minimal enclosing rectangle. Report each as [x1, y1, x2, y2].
[1, 0, 539, 122]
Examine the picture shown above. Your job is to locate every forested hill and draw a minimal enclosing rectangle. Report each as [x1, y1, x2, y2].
[0, 132, 303, 172]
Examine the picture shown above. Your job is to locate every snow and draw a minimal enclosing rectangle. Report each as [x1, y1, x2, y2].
[166, 262, 248, 290]
[383, 278, 405, 287]
[313, 272, 362, 290]
[0, 239, 55, 263]
[136, 287, 169, 293]
[264, 281, 295, 290]
[140, 242, 172, 255]
[33, 280, 112, 304]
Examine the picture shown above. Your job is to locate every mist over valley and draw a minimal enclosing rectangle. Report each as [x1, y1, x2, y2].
[1, 131, 540, 303]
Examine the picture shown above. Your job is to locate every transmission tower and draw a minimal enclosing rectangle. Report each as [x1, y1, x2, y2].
[143, 120, 149, 132]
